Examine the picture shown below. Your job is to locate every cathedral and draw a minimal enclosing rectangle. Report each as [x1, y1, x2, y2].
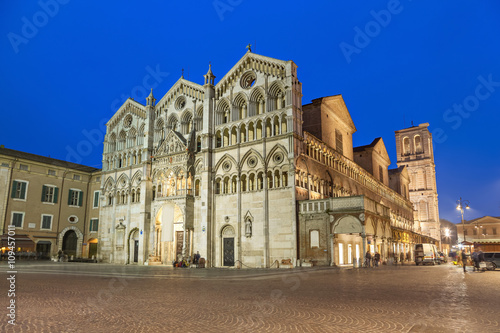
[98, 50, 440, 267]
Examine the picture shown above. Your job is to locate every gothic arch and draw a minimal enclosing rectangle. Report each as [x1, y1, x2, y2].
[214, 154, 239, 175]
[116, 173, 130, 188]
[103, 176, 115, 191]
[268, 80, 285, 97]
[239, 148, 265, 171]
[131, 170, 143, 186]
[266, 144, 288, 165]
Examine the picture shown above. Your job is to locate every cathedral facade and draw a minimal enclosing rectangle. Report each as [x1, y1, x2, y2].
[98, 51, 438, 268]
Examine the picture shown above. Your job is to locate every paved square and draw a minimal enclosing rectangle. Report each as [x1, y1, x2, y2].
[1, 262, 499, 332]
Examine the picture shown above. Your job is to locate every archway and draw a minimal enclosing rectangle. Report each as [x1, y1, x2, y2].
[128, 228, 139, 264]
[332, 215, 364, 266]
[154, 202, 186, 264]
[62, 231, 77, 257]
[221, 225, 235, 267]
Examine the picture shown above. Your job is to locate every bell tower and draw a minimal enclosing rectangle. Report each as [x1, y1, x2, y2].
[395, 123, 440, 243]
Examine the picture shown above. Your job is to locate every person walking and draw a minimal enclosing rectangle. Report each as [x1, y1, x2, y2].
[472, 248, 480, 272]
[478, 248, 485, 272]
[365, 251, 372, 268]
[374, 252, 380, 267]
[461, 250, 468, 273]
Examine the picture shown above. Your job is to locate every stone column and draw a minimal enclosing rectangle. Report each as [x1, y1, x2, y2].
[330, 234, 336, 266]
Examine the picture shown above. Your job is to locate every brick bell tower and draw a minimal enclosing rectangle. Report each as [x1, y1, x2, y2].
[395, 123, 440, 244]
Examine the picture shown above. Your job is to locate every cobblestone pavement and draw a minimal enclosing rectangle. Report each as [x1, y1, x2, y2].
[1, 261, 499, 333]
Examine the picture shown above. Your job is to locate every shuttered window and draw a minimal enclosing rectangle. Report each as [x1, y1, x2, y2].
[11, 181, 27, 200]
[41, 185, 58, 203]
[68, 189, 83, 206]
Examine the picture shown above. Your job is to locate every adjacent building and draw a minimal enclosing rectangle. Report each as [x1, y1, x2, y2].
[456, 216, 500, 252]
[0, 147, 101, 259]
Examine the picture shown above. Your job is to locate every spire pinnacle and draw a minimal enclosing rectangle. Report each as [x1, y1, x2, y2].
[146, 88, 156, 107]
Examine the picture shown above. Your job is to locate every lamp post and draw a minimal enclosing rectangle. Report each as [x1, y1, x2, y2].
[456, 197, 470, 243]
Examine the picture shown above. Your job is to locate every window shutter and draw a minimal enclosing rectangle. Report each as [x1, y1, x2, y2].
[11, 181, 18, 198]
[78, 191, 83, 206]
[94, 191, 99, 207]
[41, 185, 47, 202]
[20, 182, 27, 199]
[95, 219, 99, 231]
[54, 187, 59, 203]
[68, 189, 73, 205]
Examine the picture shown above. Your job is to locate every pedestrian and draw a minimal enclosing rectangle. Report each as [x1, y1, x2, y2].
[194, 251, 201, 264]
[374, 252, 380, 267]
[478, 248, 485, 272]
[472, 248, 480, 272]
[406, 251, 411, 262]
[58, 250, 63, 262]
[400, 252, 404, 264]
[365, 251, 372, 268]
[461, 250, 468, 273]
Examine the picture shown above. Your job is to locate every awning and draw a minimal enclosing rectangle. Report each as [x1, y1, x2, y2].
[473, 239, 500, 244]
[1, 235, 35, 249]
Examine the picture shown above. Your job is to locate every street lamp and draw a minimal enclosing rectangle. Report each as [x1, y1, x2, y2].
[456, 197, 470, 242]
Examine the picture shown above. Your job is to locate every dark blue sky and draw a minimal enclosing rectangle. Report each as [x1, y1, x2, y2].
[1, 1, 499, 222]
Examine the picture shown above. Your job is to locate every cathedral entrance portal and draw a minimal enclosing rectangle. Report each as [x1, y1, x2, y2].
[155, 202, 187, 264]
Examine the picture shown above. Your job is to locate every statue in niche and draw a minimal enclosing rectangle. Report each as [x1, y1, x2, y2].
[245, 219, 252, 238]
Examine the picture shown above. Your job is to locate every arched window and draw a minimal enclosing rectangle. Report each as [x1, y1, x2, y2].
[231, 176, 237, 193]
[215, 179, 221, 194]
[403, 137, 410, 155]
[414, 135, 423, 154]
[257, 172, 264, 190]
[223, 177, 230, 194]
[195, 179, 200, 196]
[249, 174, 255, 191]
[223, 129, 230, 147]
[267, 171, 273, 189]
[215, 130, 222, 148]
[240, 124, 247, 143]
[240, 175, 247, 192]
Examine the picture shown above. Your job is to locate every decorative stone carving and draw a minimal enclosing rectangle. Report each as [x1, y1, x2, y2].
[359, 213, 365, 222]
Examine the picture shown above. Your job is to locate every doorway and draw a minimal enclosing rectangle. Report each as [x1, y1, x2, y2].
[134, 240, 139, 263]
[88, 238, 98, 259]
[223, 238, 234, 266]
[36, 241, 51, 260]
[62, 230, 77, 257]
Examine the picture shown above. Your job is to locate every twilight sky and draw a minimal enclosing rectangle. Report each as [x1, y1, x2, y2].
[1, 1, 499, 222]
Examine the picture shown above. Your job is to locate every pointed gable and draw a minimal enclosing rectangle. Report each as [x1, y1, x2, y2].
[154, 130, 187, 157]
[155, 77, 204, 113]
[107, 98, 147, 129]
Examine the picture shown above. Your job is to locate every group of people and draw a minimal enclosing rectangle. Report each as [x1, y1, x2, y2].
[364, 251, 411, 267]
[173, 251, 201, 268]
[364, 251, 381, 267]
[460, 247, 485, 272]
